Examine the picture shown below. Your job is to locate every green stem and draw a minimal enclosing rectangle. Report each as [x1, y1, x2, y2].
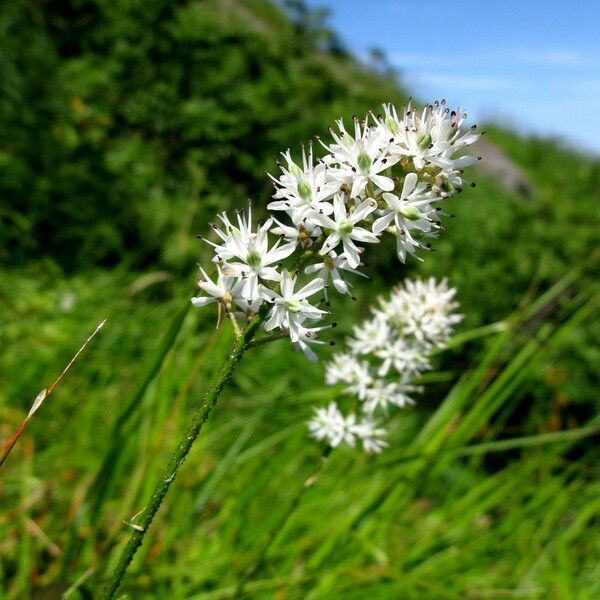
[291, 234, 325, 275]
[248, 332, 289, 347]
[101, 306, 268, 599]
[233, 445, 332, 598]
[226, 306, 243, 340]
[101, 236, 329, 598]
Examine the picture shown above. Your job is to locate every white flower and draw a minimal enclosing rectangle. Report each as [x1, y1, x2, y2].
[268, 147, 338, 221]
[324, 118, 399, 198]
[345, 360, 374, 401]
[379, 278, 462, 350]
[191, 267, 246, 310]
[205, 207, 254, 261]
[325, 353, 373, 399]
[376, 102, 403, 139]
[361, 379, 418, 414]
[432, 169, 466, 197]
[325, 353, 362, 385]
[373, 173, 440, 263]
[293, 323, 332, 362]
[308, 404, 387, 453]
[206, 205, 296, 300]
[308, 402, 356, 448]
[233, 295, 264, 321]
[316, 194, 379, 268]
[374, 338, 430, 377]
[347, 315, 390, 355]
[350, 417, 388, 453]
[262, 270, 326, 341]
[304, 250, 367, 299]
[271, 218, 321, 248]
[389, 101, 479, 170]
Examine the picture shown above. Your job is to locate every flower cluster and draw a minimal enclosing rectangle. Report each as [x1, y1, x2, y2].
[192, 101, 478, 362]
[308, 278, 462, 453]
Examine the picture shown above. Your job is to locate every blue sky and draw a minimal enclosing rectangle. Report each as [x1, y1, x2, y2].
[304, 0, 600, 154]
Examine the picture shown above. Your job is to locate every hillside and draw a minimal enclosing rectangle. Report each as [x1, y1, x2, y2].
[0, 0, 405, 270]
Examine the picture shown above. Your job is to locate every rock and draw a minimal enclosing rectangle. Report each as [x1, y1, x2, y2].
[471, 138, 534, 198]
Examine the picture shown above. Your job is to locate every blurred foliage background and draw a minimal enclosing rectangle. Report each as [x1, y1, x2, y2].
[0, 0, 598, 598]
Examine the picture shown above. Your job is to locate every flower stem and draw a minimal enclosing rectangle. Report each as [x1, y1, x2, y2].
[291, 234, 326, 275]
[101, 306, 268, 600]
[232, 445, 332, 597]
[247, 332, 289, 347]
[101, 236, 328, 598]
[226, 307, 243, 340]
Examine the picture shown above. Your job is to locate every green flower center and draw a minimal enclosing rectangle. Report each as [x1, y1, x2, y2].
[286, 299, 302, 313]
[339, 220, 354, 235]
[357, 152, 372, 173]
[247, 249, 262, 269]
[297, 180, 312, 202]
[399, 205, 421, 221]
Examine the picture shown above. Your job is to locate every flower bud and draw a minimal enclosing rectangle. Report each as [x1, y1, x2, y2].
[384, 116, 399, 134]
[288, 160, 303, 178]
[417, 132, 432, 151]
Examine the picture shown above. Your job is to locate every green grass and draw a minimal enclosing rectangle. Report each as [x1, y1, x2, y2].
[0, 243, 598, 598]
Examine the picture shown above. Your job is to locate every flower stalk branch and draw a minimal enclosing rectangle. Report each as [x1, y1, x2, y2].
[248, 332, 290, 348]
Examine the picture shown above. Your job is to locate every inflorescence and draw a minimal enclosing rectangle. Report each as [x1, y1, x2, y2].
[191, 100, 480, 449]
[309, 278, 461, 453]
